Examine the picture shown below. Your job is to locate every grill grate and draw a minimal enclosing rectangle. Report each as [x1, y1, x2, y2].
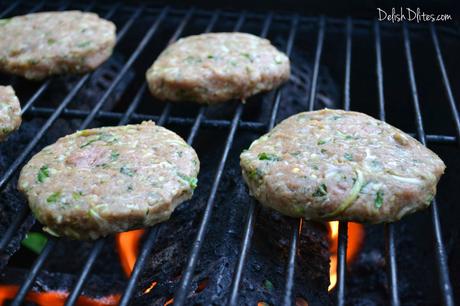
[0, 1, 457, 305]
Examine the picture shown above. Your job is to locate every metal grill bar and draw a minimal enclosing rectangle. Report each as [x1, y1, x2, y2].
[68, 77, 148, 306]
[374, 20, 401, 306]
[430, 25, 460, 142]
[402, 23, 454, 306]
[17, 0, 99, 115]
[2, 3, 171, 302]
[228, 13, 298, 306]
[64, 240, 105, 306]
[23, 108, 460, 143]
[0, 2, 139, 252]
[283, 16, 325, 306]
[10, 239, 56, 306]
[173, 13, 248, 306]
[119, 11, 221, 306]
[0, 3, 457, 305]
[0, 0, 22, 18]
[80, 7, 171, 130]
[119, 92, 175, 305]
[336, 16, 353, 306]
[62, 8, 194, 306]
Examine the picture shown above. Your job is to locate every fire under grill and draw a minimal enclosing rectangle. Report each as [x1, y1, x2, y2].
[0, 1, 458, 306]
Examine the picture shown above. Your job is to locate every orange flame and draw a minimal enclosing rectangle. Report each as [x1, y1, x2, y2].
[328, 221, 364, 291]
[0, 285, 120, 306]
[116, 229, 146, 277]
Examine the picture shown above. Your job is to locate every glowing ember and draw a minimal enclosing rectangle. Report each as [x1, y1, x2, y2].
[143, 281, 158, 294]
[0, 285, 120, 306]
[328, 221, 364, 291]
[116, 229, 146, 277]
[164, 297, 174, 306]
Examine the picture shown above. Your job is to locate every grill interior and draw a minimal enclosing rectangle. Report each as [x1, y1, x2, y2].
[0, 1, 458, 306]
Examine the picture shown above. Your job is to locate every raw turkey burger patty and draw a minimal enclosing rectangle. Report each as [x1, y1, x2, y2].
[146, 32, 290, 104]
[0, 11, 116, 80]
[18, 122, 200, 239]
[240, 109, 446, 223]
[0, 85, 21, 140]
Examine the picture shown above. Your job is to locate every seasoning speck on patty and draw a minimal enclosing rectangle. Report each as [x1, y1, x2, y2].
[240, 109, 446, 223]
[0, 85, 21, 141]
[146, 32, 290, 104]
[18, 121, 200, 240]
[0, 11, 116, 80]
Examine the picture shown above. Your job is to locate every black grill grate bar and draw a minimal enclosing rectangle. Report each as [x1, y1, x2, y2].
[20, 81, 51, 115]
[62, 8, 194, 305]
[375, 20, 401, 306]
[119, 227, 161, 306]
[0, 0, 22, 18]
[10, 239, 57, 306]
[120, 10, 219, 305]
[307, 16, 326, 112]
[26, 0, 46, 14]
[119, 12, 222, 305]
[0, 0, 124, 193]
[283, 16, 326, 306]
[430, 24, 460, 141]
[184, 9, 221, 145]
[25, 106, 460, 144]
[384, 225, 400, 306]
[67, 73, 150, 306]
[64, 239, 105, 306]
[402, 23, 454, 306]
[268, 14, 297, 130]
[228, 13, 298, 306]
[175, 104, 245, 306]
[0, 2, 139, 252]
[120, 84, 148, 126]
[336, 16, 353, 306]
[173, 14, 248, 306]
[79, 5, 168, 131]
[17, 0, 119, 117]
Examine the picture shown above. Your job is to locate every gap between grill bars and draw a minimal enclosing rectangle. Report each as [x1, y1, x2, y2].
[0, 1, 456, 306]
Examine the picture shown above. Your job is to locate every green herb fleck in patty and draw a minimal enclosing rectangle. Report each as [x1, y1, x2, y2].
[72, 191, 83, 201]
[375, 190, 384, 208]
[47, 192, 61, 203]
[0, 18, 11, 26]
[178, 173, 198, 189]
[37, 165, 50, 183]
[111, 151, 120, 161]
[120, 166, 136, 177]
[312, 183, 328, 197]
[258, 152, 281, 161]
[241, 52, 253, 62]
[80, 133, 118, 148]
[77, 41, 91, 48]
[317, 139, 327, 145]
[344, 153, 354, 161]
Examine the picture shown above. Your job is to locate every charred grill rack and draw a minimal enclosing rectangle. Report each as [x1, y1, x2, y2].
[0, 0, 458, 305]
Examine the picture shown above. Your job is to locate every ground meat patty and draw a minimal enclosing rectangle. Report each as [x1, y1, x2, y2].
[0, 11, 116, 80]
[240, 109, 446, 223]
[18, 121, 200, 240]
[146, 32, 290, 104]
[0, 85, 21, 140]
